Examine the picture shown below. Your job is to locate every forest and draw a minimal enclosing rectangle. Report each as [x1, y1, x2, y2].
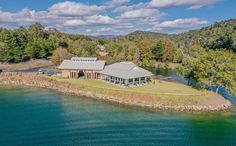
[0, 19, 235, 95]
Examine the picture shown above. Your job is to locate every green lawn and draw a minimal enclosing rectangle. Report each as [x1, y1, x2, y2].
[50, 76, 215, 105]
[52, 77, 206, 95]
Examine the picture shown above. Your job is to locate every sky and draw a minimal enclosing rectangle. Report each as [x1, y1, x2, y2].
[0, 0, 235, 35]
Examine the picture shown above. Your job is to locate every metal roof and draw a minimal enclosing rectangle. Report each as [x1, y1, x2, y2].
[71, 57, 97, 61]
[97, 62, 153, 79]
[58, 60, 105, 70]
[106, 62, 136, 70]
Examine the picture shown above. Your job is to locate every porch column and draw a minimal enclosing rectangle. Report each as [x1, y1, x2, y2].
[125, 79, 128, 86]
[76, 71, 78, 78]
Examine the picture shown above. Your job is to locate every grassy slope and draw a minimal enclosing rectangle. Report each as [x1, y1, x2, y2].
[51, 77, 223, 106]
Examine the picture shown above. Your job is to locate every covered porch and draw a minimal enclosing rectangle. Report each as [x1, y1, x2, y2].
[101, 74, 149, 87]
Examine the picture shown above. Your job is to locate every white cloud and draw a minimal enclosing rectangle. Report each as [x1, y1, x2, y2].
[149, 0, 221, 9]
[0, 1, 215, 35]
[105, 0, 131, 7]
[96, 27, 116, 33]
[118, 8, 166, 23]
[63, 19, 87, 26]
[149, 18, 208, 33]
[156, 18, 208, 28]
[0, 8, 62, 27]
[112, 2, 145, 13]
[114, 23, 134, 29]
[63, 15, 117, 26]
[48, 1, 104, 16]
[85, 29, 92, 33]
[86, 15, 117, 25]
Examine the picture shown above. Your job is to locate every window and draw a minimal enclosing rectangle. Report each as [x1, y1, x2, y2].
[135, 78, 139, 81]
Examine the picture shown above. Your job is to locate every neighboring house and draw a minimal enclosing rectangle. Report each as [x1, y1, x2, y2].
[97, 45, 109, 57]
[97, 45, 106, 52]
[58, 57, 153, 87]
[58, 57, 105, 79]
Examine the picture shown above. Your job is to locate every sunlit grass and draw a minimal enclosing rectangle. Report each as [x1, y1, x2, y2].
[50, 76, 213, 105]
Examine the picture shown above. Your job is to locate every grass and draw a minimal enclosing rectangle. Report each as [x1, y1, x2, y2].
[50, 76, 215, 106]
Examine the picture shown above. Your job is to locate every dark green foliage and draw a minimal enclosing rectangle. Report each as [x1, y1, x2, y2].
[152, 40, 164, 60]
[179, 46, 236, 95]
[98, 39, 106, 45]
[205, 36, 235, 52]
[0, 28, 28, 62]
[173, 19, 236, 52]
[0, 23, 89, 63]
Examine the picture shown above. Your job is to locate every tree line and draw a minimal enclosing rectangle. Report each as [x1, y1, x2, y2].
[0, 23, 93, 63]
[0, 23, 56, 62]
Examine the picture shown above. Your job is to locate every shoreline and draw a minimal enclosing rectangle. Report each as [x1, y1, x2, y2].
[0, 72, 232, 112]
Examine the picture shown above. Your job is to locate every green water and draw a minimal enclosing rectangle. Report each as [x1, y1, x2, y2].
[0, 87, 236, 146]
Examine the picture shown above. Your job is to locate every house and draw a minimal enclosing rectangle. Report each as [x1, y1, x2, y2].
[58, 57, 153, 87]
[97, 45, 109, 57]
[97, 62, 153, 87]
[58, 57, 105, 79]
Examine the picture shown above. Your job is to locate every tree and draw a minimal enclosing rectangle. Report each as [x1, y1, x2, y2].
[208, 50, 236, 94]
[98, 39, 105, 45]
[173, 49, 183, 63]
[28, 23, 48, 39]
[152, 39, 176, 62]
[137, 38, 153, 67]
[51, 50, 61, 65]
[51, 48, 70, 65]
[179, 47, 236, 95]
[152, 40, 164, 61]
[161, 39, 176, 62]
[0, 29, 28, 62]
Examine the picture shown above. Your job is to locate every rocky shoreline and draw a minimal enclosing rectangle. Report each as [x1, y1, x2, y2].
[0, 72, 232, 112]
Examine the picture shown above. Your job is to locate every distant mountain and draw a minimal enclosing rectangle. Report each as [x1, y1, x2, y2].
[121, 19, 236, 52]
[126, 30, 169, 39]
[90, 35, 116, 39]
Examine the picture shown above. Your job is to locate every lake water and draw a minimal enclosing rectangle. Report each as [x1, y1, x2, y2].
[0, 87, 236, 146]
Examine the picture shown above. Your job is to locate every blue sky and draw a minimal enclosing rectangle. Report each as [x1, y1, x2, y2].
[0, 0, 235, 35]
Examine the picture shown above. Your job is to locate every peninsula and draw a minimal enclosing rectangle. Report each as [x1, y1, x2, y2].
[0, 72, 231, 112]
